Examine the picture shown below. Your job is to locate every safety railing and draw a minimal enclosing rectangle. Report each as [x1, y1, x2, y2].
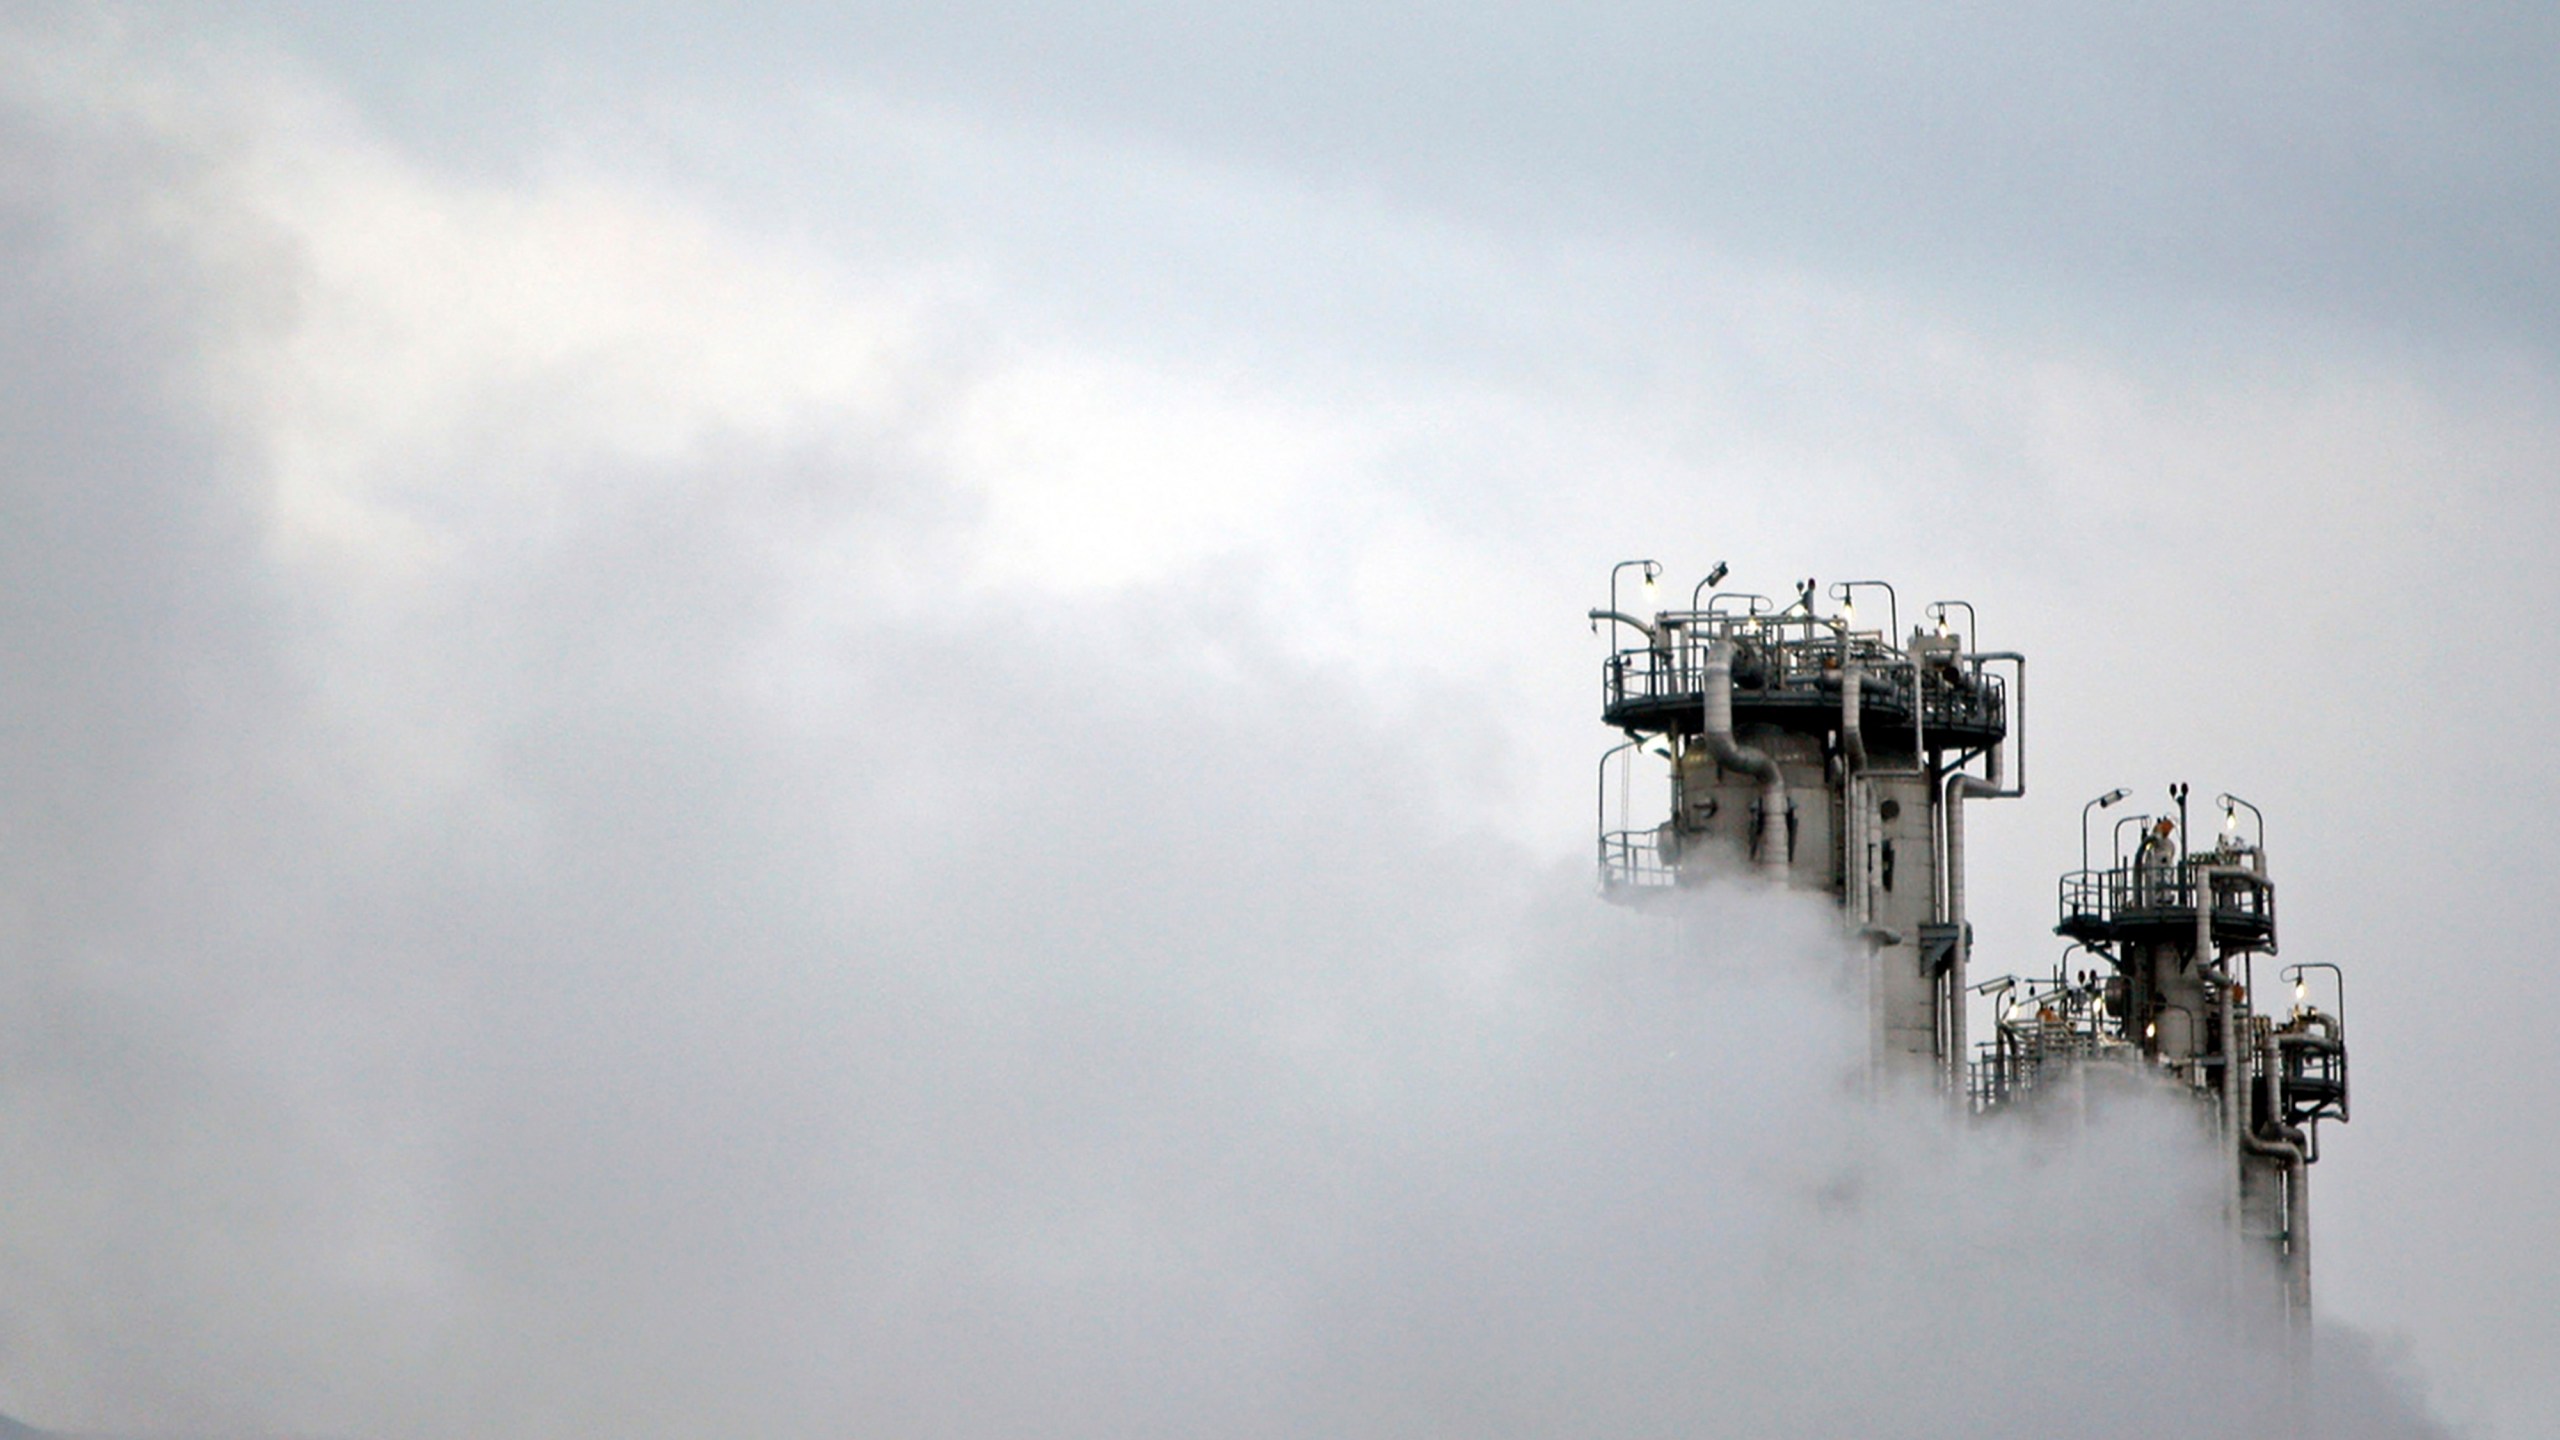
[2057, 860, 2276, 943]
[1602, 629, 2004, 740]
[2275, 1017, 2349, 1126]
[1598, 829, 1678, 893]
[1973, 1020, 2116, 1112]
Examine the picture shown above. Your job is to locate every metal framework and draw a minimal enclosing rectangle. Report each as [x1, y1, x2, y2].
[1588, 560, 2349, 1338]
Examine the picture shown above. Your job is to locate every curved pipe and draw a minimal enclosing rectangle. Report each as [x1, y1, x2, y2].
[1587, 608, 1658, 643]
[1837, 624, 1869, 775]
[1970, 652, 2026, 793]
[2194, 861, 2285, 1293]
[1940, 773, 2006, 1082]
[1936, 657, 2024, 1086]
[2248, 1025, 2314, 1319]
[1702, 639, 1789, 878]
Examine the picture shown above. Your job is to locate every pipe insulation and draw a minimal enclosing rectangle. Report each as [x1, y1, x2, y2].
[2198, 887, 2245, 1210]
[1939, 653, 2027, 1087]
[1943, 775, 1999, 1079]
[2251, 1028, 2314, 1319]
[1702, 639, 1790, 879]
[1841, 664, 1869, 925]
[1838, 636, 1869, 776]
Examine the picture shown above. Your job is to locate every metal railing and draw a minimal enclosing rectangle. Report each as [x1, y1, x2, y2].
[2057, 859, 2276, 940]
[1598, 829, 1678, 892]
[1973, 1028, 2097, 1110]
[1601, 623, 2004, 738]
[1971, 984, 2114, 1111]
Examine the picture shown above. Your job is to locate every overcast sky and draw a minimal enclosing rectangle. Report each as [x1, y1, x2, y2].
[2, 4, 2554, 1437]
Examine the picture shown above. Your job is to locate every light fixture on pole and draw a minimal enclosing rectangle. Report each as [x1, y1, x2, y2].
[2082, 787, 2131, 872]
[2217, 792, 2264, 855]
[1691, 561, 1732, 610]
[1609, 559, 1660, 620]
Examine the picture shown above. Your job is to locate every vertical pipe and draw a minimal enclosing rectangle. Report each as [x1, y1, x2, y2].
[1948, 786, 1970, 1083]
[2200, 878, 2240, 1218]
[1701, 639, 1789, 879]
[2261, 1027, 2313, 1322]
[1842, 663, 1868, 925]
[1941, 654, 2026, 1091]
[1942, 773, 2007, 1086]
[2288, 1152, 2312, 1317]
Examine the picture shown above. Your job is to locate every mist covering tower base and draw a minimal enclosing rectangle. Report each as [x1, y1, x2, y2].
[1589, 566, 2347, 1332]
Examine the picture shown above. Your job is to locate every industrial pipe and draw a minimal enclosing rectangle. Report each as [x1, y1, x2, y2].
[1702, 638, 1789, 879]
[1586, 608, 1658, 642]
[2249, 1027, 2314, 1319]
[2196, 871, 2247, 1157]
[1938, 654, 2025, 1090]
[2257, 1008, 2314, 1323]
[1942, 773, 2003, 1083]
[1838, 637, 1869, 776]
[2195, 859, 2294, 1319]
[1972, 652, 2027, 792]
[1840, 647, 1870, 926]
[2242, 1019, 2324, 1311]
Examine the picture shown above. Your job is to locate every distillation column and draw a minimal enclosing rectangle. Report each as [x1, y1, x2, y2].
[1593, 577, 2019, 1086]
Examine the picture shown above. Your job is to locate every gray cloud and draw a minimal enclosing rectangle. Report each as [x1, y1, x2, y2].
[0, 11, 2537, 1438]
[211, 0, 2560, 351]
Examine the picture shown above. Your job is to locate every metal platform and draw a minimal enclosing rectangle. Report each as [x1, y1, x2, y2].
[1600, 620, 2007, 752]
[2056, 861, 2277, 950]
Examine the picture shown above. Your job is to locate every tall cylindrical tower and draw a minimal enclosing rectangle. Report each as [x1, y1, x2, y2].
[1591, 575, 2021, 1084]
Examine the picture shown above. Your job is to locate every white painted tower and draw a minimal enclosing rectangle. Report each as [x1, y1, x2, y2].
[1590, 570, 2018, 1084]
[1589, 563, 2348, 1325]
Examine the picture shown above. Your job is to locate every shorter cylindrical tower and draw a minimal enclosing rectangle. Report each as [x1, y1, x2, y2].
[2047, 800, 2346, 1325]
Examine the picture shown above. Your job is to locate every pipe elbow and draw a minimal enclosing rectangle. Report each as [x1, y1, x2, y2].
[1701, 641, 1780, 783]
[1588, 608, 1658, 642]
[2241, 1127, 2308, 1165]
[1945, 772, 2002, 807]
[1703, 640, 1789, 875]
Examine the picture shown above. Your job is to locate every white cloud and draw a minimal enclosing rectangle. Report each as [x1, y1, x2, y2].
[12, 12, 2560, 1435]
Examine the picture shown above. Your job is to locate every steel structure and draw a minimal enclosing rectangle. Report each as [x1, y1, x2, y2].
[1589, 564, 2348, 1327]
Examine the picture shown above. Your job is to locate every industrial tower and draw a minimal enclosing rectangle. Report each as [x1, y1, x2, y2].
[1588, 564, 2348, 1323]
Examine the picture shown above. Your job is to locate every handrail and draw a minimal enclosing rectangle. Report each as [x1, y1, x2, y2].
[1598, 829, 1679, 891]
[1601, 636, 2006, 734]
[1595, 735, 1642, 873]
[2058, 860, 2277, 938]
